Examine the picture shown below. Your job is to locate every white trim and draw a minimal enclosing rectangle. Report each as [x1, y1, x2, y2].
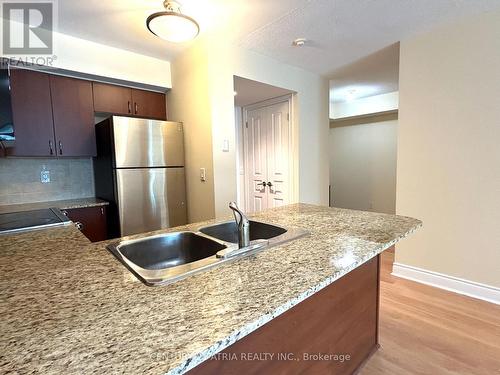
[392, 263, 500, 305]
[243, 94, 292, 112]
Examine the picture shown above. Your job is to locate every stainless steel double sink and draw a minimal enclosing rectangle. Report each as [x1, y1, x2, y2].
[107, 220, 308, 286]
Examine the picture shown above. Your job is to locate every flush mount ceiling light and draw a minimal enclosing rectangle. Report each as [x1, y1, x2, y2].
[292, 38, 307, 47]
[147, 1, 200, 43]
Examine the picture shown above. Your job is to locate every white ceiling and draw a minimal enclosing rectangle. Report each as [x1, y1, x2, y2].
[55, 0, 500, 76]
[234, 76, 294, 107]
[55, 0, 308, 61]
[330, 43, 400, 103]
[240, 0, 500, 76]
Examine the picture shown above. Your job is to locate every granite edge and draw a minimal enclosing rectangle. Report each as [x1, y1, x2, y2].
[0, 198, 109, 214]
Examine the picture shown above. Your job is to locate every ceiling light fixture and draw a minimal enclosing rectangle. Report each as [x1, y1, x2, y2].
[292, 38, 307, 47]
[147, 1, 200, 43]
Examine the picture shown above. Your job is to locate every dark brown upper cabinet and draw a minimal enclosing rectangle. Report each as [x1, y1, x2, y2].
[9, 69, 56, 156]
[50, 75, 96, 157]
[131, 89, 167, 120]
[93, 82, 133, 116]
[92, 82, 167, 120]
[9, 69, 96, 157]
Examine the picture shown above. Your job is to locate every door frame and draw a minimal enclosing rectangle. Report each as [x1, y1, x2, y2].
[241, 94, 296, 212]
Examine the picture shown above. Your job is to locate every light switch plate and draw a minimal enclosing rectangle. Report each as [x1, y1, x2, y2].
[200, 168, 206, 182]
[222, 139, 229, 152]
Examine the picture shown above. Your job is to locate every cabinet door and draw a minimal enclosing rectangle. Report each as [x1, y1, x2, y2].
[131, 89, 167, 120]
[50, 75, 97, 156]
[64, 206, 108, 242]
[9, 69, 55, 156]
[93, 82, 132, 115]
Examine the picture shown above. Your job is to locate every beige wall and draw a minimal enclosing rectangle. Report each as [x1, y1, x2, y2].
[167, 44, 216, 222]
[169, 39, 330, 220]
[25, 31, 171, 87]
[330, 119, 397, 214]
[235, 106, 245, 208]
[396, 11, 500, 287]
[208, 44, 330, 217]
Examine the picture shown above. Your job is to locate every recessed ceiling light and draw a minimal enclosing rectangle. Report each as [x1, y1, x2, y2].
[292, 38, 307, 47]
[147, 1, 200, 43]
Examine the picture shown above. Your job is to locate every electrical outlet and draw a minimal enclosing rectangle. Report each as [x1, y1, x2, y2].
[40, 168, 50, 183]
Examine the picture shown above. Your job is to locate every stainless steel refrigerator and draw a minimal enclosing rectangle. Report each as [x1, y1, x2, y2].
[94, 116, 187, 238]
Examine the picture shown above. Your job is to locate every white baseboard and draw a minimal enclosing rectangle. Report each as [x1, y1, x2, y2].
[392, 263, 500, 305]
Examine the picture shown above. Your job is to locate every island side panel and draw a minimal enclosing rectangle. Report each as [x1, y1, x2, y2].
[188, 256, 380, 375]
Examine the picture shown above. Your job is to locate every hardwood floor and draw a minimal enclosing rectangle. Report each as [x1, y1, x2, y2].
[361, 251, 500, 375]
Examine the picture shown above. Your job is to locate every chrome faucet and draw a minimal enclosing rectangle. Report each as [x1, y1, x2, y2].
[229, 202, 250, 248]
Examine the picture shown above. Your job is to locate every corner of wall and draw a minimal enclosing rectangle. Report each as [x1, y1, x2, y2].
[167, 42, 216, 222]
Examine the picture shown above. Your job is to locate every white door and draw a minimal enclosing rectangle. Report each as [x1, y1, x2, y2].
[245, 107, 268, 213]
[244, 100, 290, 213]
[266, 101, 290, 209]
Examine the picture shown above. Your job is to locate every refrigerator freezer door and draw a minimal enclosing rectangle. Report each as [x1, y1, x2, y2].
[166, 168, 188, 228]
[112, 116, 184, 168]
[115, 167, 187, 236]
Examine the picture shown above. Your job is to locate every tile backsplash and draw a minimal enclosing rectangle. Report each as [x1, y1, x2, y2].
[0, 158, 95, 205]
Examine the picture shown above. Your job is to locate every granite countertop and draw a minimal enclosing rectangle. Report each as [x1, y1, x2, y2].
[0, 204, 421, 374]
[0, 197, 109, 214]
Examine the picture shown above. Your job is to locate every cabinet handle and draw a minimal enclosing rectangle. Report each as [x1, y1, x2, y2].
[134, 103, 138, 114]
[128, 101, 131, 114]
[100, 207, 104, 215]
[49, 140, 53, 155]
[58, 141, 63, 155]
[75, 222, 84, 230]
[267, 182, 273, 187]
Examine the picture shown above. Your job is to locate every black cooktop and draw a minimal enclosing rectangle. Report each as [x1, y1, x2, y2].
[0, 208, 71, 234]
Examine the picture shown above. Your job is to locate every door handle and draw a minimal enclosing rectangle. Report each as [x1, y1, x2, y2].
[58, 141, 63, 155]
[49, 140, 53, 155]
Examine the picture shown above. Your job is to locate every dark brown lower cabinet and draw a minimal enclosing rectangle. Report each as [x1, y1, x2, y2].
[64, 206, 108, 242]
[188, 256, 380, 375]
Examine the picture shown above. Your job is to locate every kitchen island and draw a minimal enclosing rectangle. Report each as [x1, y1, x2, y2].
[0, 204, 420, 374]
